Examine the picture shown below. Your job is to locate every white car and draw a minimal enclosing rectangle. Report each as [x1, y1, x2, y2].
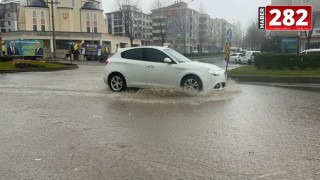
[229, 53, 242, 64]
[103, 47, 226, 92]
[240, 51, 261, 64]
[301, 49, 320, 55]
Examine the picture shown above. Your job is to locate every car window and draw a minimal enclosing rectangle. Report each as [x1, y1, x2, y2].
[145, 48, 169, 63]
[164, 49, 191, 63]
[121, 48, 144, 61]
[230, 54, 236, 56]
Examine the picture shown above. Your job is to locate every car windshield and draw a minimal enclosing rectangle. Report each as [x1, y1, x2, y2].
[164, 49, 191, 63]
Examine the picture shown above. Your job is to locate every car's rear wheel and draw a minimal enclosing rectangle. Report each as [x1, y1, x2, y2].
[181, 75, 203, 92]
[108, 73, 126, 92]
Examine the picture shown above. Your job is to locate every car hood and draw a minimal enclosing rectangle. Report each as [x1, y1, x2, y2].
[182, 61, 224, 72]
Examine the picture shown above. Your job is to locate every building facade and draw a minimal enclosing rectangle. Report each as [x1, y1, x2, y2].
[152, 1, 199, 53]
[1, 0, 141, 58]
[106, 7, 153, 46]
[271, 0, 320, 52]
[0, 1, 20, 32]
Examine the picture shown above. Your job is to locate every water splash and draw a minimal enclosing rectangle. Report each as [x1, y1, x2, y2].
[115, 80, 241, 105]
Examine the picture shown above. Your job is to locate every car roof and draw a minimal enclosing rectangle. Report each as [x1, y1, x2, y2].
[302, 48, 320, 53]
[117, 46, 171, 53]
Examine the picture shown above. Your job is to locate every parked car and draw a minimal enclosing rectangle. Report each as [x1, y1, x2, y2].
[103, 47, 226, 92]
[191, 49, 198, 54]
[301, 49, 320, 55]
[229, 53, 242, 64]
[240, 51, 261, 64]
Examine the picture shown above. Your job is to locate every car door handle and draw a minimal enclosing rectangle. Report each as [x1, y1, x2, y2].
[147, 65, 154, 68]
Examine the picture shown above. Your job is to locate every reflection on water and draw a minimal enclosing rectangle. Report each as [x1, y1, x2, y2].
[111, 80, 241, 105]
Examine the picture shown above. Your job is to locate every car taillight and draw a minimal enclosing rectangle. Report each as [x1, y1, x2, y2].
[105, 59, 109, 65]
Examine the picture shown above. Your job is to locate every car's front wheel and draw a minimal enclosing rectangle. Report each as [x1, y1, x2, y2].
[181, 75, 203, 92]
[108, 73, 126, 92]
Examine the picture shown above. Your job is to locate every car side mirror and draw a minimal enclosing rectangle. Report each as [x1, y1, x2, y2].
[164, 58, 172, 63]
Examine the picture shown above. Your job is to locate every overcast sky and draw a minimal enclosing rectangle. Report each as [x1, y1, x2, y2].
[102, 0, 271, 29]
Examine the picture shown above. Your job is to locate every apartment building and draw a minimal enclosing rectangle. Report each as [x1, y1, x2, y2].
[1, 0, 141, 58]
[0, 0, 20, 32]
[271, 0, 320, 52]
[106, 6, 153, 46]
[152, 1, 199, 53]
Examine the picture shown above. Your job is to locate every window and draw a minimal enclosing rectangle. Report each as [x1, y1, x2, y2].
[8, 21, 11, 25]
[71, 0, 75, 7]
[93, 13, 97, 33]
[41, 11, 45, 31]
[302, 0, 310, 4]
[33, 10, 37, 31]
[121, 49, 144, 60]
[86, 13, 90, 32]
[7, 13, 10, 18]
[145, 48, 169, 63]
[56, 40, 69, 49]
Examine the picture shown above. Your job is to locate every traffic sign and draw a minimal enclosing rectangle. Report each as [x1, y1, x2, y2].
[225, 42, 231, 62]
[226, 28, 232, 42]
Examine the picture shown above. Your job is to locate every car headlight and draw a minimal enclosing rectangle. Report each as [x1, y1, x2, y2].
[205, 68, 220, 76]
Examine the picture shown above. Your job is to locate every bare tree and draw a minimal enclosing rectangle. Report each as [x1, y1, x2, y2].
[244, 20, 265, 50]
[304, 12, 317, 50]
[176, 16, 188, 53]
[151, 0, 169, 46]
[115, 0, 141, 47]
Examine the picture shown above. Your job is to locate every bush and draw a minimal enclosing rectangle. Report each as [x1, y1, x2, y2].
[255, 54, 320, 70]
[15, 63, 45, 69]
[0, 56, 14, 62]
[184, 52, 223, 58]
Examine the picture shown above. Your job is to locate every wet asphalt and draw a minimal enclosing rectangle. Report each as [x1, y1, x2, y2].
[0, 58, 319, 179]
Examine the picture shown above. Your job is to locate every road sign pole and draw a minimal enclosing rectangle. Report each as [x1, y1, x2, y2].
[225, 28, 232, 79]
[225, 42, 231, 78]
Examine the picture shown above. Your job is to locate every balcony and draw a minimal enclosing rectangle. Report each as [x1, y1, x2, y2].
[1, 31, 104, 39]
[313, 28, 320, 36]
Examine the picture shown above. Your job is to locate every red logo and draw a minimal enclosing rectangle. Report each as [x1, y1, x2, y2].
[264, 5, 312, 31]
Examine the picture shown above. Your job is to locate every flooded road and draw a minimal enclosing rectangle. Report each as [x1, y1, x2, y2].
[0, 62, 319, 179]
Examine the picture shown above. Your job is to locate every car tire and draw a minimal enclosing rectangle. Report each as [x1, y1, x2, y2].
[181, 75, 203, 92]
[108, 73, 127, 92]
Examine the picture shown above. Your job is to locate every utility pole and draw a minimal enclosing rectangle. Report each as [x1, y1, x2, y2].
[0, 32, 2, 57]
[51, 0, 56, 58]
[45, 0, 59, 59]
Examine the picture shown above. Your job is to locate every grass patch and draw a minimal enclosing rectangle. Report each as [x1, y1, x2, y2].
[0, 61, 69, 71]
[0, 62, 16, 70]
[228, 66, 320, 77]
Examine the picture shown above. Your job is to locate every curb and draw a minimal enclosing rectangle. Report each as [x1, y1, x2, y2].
[229, 76, 320, 84]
